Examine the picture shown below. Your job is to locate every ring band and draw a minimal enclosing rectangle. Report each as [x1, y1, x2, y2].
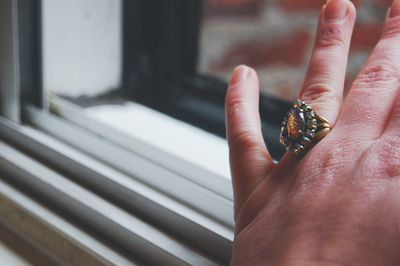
[280, 100, 330, 155]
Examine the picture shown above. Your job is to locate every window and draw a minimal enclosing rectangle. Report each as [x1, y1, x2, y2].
[0, 0, 389, 264]
[0, 1, 235, 264]
[38, 0, 290, 163]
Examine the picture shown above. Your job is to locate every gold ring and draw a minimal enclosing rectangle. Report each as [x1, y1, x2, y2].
[280, 100, 330, 155]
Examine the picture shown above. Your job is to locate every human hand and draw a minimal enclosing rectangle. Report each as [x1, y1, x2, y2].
[226, 0, 400, 265]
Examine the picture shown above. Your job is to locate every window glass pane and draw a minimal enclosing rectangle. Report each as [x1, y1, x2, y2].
[200, 0, 388, 101]
[42, 0, 122, 97]
[40, 0, 231, 179]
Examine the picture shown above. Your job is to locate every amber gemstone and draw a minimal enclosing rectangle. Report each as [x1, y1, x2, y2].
[287, 109, 305, 139]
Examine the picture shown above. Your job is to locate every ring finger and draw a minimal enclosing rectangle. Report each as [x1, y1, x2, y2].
[300, 0, 356, 126]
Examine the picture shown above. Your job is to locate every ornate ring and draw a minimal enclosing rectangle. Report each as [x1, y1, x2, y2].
[280, 100, 330, 155]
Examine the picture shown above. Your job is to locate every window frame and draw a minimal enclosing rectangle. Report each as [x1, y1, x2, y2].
[0, 0, 291, 264]
[0, 1, 233, 264]
[0, 118, 229, 264]
[121, 0, 289, 160]
[1, 0, 290, 159]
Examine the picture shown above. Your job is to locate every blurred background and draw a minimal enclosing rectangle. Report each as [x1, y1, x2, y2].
[201, 0, 388, 100]
[44, 0, 390, 100]
[41, 0, 391, 169]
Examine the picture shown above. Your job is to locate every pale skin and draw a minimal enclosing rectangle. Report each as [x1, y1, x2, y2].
[226, 0, 400, 265]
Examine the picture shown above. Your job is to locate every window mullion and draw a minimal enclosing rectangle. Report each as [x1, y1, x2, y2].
[0, 0, 21, 122]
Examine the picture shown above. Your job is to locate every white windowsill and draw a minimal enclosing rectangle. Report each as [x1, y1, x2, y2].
[83, 102, 231, 180]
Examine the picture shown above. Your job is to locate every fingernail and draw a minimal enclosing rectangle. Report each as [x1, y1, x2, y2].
[324, 0, 349, 20]
[230, 65, 249, 85]
[390, 0, 400, 17]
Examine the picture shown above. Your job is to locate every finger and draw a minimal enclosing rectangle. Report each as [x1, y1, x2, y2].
[225, 65, 274, 216]
[300, 0, 356, 125]
[340, 1, 400, 139]
[381, 1, 400, 137]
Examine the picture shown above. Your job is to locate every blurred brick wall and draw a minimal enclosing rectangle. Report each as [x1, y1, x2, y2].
[200, 0, 391, 100]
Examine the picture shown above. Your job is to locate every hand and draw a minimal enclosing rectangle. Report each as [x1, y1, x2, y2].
[226, 0, 400, 265]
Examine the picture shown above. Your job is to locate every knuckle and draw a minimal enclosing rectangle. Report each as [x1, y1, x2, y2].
[365, 136, 400, 179]
[353, 62, 400, 91]
[229, 130, 261, 155]
[297, 142, 348, 190]
[382, 18, 400, 40]
[301, 83, 339, 106]
[316, 23, 347, 49]
[314, 144, 346, 175]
